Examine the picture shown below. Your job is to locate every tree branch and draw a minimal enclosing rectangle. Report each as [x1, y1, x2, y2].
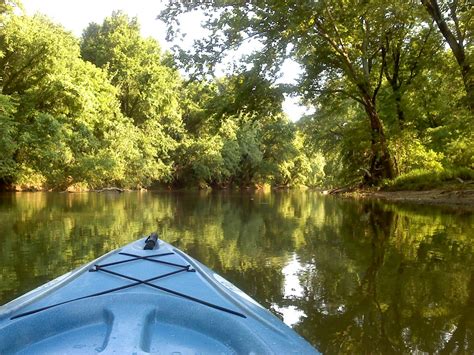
[421, 0, 465, 67]
[407, 24, 434, 85]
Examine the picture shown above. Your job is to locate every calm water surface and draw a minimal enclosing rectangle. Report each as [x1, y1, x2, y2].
[0, 191, 473, 353]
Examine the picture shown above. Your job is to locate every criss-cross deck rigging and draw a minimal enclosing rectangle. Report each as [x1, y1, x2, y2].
[11, 250, 246, 320]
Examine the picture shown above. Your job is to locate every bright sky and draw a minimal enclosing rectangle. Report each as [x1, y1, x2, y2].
[21, 0, 310, 121]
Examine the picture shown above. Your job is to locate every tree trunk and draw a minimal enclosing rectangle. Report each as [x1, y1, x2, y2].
[461, 63, 474, 110]
[381, 44, 406, 129]
[421, 0, 473, 110]
[362, 96, 396, 183]
[391, 84, 405, 129]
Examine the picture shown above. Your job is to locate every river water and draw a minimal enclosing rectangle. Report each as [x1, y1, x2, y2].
[0, 191, 473, 353]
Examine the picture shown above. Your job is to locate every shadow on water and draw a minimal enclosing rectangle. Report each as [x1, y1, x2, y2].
[0, 191, 473, 353]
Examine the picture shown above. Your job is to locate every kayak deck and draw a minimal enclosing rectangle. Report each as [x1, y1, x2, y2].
[0, 237, 318, 354]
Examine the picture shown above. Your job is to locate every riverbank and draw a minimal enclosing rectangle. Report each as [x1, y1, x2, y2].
[337, 189, 474, 207]
[4, 181, 474, 207]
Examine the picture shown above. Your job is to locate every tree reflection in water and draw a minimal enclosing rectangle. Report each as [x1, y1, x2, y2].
[0, 191, 472, 353]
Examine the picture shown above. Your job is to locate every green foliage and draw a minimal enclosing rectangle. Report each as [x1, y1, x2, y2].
[173, 69, 309, 188]
[302, 151, 326, 188]
[81, 12, 182, 125]
[80, 12, 185, 186]
[218, 119, 241, 180]
[383, 167, 474, 190]
[161, 0, 473, 189]
[0, 4, 470, 190]
[421, 0, 473, 109]
[236, 119, 264, 185]
[0, 9, 308, 190]
[390, 131, 444, 174]
[17, 113, 72, 187]
[0, 14, 141, 189]
[0, 94, 17, 180]
[445, 133, 474, 168]
[189, 135, 227, 186]
[299, 97, 374, 186]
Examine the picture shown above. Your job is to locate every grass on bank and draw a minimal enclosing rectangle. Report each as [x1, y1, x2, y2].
[382, 167, 474, 191]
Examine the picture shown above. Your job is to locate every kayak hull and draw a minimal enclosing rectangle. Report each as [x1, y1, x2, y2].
[0, 237, 318, 354]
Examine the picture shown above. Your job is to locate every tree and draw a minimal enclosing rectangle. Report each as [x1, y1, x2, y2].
[0, 94, 17, 181]
[165, 0, 474, 185]
[300, 1, 403, 182]
[81, 12, 182, 124]
[379, 7, 438, 130]
[160, 0, 410, 182]
[81, 12, 185, 185]
[0, 13, 138, 189]
[175, 69, 308, 187]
